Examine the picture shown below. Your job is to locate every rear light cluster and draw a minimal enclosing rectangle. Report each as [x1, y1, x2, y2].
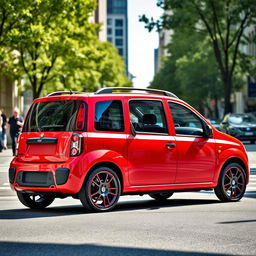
[70, 133, 83, 156]
[76, 103, 86, 131]
[15, 135, 21, 156]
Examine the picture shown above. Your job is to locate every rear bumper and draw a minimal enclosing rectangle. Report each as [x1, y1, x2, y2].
[9, 157, 86, 194]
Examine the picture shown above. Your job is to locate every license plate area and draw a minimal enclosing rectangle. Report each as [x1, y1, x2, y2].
[244, 132, 253, 136]
[16, 171, 54, 187]
[26, 144, 57, 156]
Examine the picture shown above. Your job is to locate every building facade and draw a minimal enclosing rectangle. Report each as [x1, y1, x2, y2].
[234, 25, 256, 114]
[0, 77, 22, 118]
[90, 0, 107, 42]
[107, 0, 128, 74]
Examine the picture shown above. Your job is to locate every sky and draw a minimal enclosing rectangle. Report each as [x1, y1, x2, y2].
[128, 0, 163, 88]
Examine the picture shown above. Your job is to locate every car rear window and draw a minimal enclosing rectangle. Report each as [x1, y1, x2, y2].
[23, 100, 86, 132]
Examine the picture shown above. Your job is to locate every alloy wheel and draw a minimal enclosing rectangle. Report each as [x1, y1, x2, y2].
[223, 166, 246, 200]
[86, 169, 120, 211]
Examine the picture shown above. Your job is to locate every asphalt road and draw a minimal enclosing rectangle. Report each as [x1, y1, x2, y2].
[0, 144, 256, 256]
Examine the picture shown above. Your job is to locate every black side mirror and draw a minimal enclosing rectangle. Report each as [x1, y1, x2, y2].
[222, 121, 228, 125]
[203, 123, 213, 138]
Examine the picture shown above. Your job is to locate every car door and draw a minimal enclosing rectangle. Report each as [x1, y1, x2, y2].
[168, 102, 216, 183]
[127, 99, 177, 186]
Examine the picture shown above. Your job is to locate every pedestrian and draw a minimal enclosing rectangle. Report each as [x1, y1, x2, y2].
[8, 107, 23, 156]
[1, 108, 7, 150]
[0, 109, 3, 153]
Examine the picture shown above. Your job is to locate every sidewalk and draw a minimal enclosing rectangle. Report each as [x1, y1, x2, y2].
[0, 149, 13, 170]
[247, 151, 256, 169]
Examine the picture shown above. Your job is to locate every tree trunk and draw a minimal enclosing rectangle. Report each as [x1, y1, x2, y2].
[223, 76, 232, 115]
[214, 97, 219, 119]
[32, 83, 37, 100]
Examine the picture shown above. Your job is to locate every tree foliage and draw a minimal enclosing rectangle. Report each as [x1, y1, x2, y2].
[0, 0, 130, 99]
[141, 0, 256, 114]
[150, 28, 223, 116]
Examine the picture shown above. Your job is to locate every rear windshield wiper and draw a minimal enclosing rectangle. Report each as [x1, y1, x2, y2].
[41, 125, 64, 131]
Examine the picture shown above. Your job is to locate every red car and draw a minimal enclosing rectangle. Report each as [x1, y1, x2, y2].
[9, 87, 249, 212]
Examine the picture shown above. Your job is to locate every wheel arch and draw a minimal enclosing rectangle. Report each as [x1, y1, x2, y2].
[83, 161, 124, 193]
[219, 157, 249, 183]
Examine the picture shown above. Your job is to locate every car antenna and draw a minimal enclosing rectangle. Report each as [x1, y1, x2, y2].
[69, 89, 74, 95]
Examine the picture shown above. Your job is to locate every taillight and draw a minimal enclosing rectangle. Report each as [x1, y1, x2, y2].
[70, 133, 83, 157]
[15, 134, 21, 156]
[76, 103, 86, 131]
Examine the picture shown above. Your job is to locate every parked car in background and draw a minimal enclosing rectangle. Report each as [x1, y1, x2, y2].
[207, 118, 221, 130]
[220, 113, 256, 144]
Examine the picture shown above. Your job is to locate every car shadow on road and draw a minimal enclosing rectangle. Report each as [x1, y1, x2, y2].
[115, 198, 220, 212]
[0, 241, 240, 256]
[0, 198, 221, 220]
[217, 219, 256, 224]
[244, 191, 256, 198]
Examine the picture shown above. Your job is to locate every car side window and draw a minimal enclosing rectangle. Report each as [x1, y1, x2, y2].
[169, 102, 204, 136]
[129, 100, 168, 134]
[95, 100, 124, 132]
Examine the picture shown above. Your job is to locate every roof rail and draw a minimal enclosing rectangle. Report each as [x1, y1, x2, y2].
[95, 87, 178, 98]
[47, 91, 85, 97]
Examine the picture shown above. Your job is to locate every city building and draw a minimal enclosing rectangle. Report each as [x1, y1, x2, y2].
[234, 25, 256, 113]
[107, 0, 128, 74]
[0, 77, 22, 117]
[90, 0, 107, 42]
[154, 10, 172, 74]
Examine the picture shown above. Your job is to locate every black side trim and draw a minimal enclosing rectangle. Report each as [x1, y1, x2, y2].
[27, 137, 58, 144]
[55, 168, 70, 185]
[9, 167, 16, 184]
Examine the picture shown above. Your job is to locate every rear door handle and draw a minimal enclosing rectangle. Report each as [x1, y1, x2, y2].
[166, 142, 176, 149]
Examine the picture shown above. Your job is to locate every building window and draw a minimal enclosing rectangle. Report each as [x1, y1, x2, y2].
[115, 19, 123, 27]
[115, 29, 123, 36]
[107, 18, 112, 25]
[115, 38, 123, 46]
[113, 0, 126, 8]
[107, 37, 112, 43]
[107, 28, 112, 35]
[118, 48, 123, 56]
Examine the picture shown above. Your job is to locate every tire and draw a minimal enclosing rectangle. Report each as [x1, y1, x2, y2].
[17, 191, 55, 209]
[149, 192, 174, 201]
[214, 163, 246, 202]
[79, 167, 121, 212]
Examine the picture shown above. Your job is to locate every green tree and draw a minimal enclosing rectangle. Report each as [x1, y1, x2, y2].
[0, 0, 31, 80]
[53, 41, 131, 94]
[0, 0, 32, 46]
[150, 28, 222, 116]
[1, 0, 130, 99]
[141, 0, 256, 114]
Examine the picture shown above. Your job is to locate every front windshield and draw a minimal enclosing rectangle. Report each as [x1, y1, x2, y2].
[229, 114, 256, 124]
